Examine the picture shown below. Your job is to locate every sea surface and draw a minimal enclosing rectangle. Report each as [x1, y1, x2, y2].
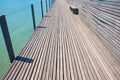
[0, 0, 50, 79]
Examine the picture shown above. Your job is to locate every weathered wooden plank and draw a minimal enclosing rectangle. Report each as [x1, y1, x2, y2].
[72, 0, 120, 61]
[3, 0, 120, 80]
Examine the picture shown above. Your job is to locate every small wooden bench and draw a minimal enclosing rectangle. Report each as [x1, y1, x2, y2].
[70, 5, 79, 15]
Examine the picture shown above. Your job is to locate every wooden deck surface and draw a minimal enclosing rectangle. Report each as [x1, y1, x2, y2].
[70, 0, 120, 61]
[3, 0, 120, 80]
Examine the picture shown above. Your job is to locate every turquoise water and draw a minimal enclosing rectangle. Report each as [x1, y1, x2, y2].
[0, 0, 52, 79]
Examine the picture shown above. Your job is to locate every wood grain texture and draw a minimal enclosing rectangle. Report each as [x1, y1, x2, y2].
[3, 0, 120, 80]
[69, 0, 120, 61]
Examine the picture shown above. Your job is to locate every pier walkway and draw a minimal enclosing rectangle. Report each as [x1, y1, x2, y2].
[3, 0, 120, 80]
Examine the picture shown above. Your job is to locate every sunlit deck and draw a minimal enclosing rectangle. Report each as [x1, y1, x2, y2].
[3, 0, 120, 80]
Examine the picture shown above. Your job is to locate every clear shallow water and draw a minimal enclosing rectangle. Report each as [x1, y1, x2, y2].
[0, 0, 51, 79]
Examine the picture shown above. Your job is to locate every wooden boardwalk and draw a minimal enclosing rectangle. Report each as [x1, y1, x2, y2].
[3, 0, 120, 80]
[69, 0, 120, 60]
